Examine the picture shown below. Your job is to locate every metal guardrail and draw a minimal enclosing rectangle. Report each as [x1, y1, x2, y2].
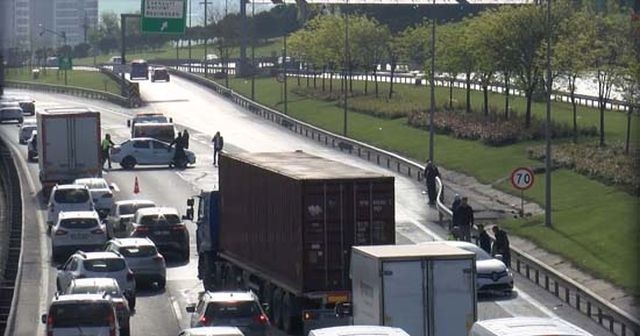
[168, 66, 639, 336]
[4, 80, 130, 107]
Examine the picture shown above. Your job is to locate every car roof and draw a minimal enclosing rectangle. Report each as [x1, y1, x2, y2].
[53, 184, 89, 190]
[77, 251, 122, 260]
[74, 177, 107, 184]
[471, 317, 592, 336]
[115, 199, 156, 206]
[181, 327, 244, 336]
[201, 291, 256, 303]
[136, 207, 180, 216]
[58, 210, 100, 219]
[70, 277, 119, 287]
[128, 137, 168, 143]
[309, 326, 410, 336]
[110, 237, 156, 248]
[52, 293, 112, 303]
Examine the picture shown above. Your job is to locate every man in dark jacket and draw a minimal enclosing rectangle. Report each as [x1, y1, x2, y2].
[169, 132, 186, 168]
[424, 160, 440, 205]
[182, 129, 190, 149]
[492, 225, 511, 267]
[476, 224, 492, 254]
[211, 131, 224, 166]
[452, 197, 473, 242]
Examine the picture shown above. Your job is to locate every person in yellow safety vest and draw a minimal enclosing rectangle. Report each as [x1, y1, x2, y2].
[101, 133, 115, 170]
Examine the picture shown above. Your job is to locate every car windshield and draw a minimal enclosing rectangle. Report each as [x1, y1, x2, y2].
[66, 283, 122, 298]
[140, 214, 181, 226]
[458, 245, 492, 261]
[119, 203, 155, 215]
[60, 218, 99, 229]
[205, 301, 261, 320]
[54, 189, 90, 203]
[84, 258, 126, 272]
[50, 302, 113, 327]
[78, 180, 109, 190]
[119, 245, 158, 257]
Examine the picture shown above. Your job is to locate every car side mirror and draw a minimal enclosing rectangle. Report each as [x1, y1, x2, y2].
[334, 302, 352, 317]
[185, 304, 196, 313]
[41, 314, 47, 324]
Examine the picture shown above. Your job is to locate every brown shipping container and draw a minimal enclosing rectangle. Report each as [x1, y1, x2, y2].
[219, 151, 395, 295]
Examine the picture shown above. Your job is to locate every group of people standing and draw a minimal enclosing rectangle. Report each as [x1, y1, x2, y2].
[424, 160, 511, 267]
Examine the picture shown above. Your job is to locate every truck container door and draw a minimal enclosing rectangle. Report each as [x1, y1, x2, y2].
[73, 116, 100, 175]
[41, 117, 71, 176]
[432, 259, 476, 336]
[382, 260, 426, 336]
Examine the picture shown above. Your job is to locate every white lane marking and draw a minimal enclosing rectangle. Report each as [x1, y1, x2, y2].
[171, 296, 182, 321]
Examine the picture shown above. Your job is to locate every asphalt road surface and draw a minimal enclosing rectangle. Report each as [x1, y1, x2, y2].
[0, 80, 614, 336]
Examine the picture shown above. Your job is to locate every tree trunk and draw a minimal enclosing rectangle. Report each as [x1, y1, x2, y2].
[364, 70, 368, 95]
[321, 66, 326, 91]
[297, 65, 301, 86]
[389, 62, 396, 100]
[465, 71, 471, 113]
[570, 80, 577, 143]
[625, 106, 632, 155]
[449, 78, 454, 109]
[329, 70, 333, 94]
[313, 66, 317, 89]
[525, 89, 533, 128]
[504, 73, 510, 119]
[374, 69, 379, 98]
[306, 65, 310, 88]
[483, 84, 489, 117]
[599, 99, 605, 146]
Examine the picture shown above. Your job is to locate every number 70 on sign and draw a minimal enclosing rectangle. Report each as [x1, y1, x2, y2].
[510, 167, 535, 190]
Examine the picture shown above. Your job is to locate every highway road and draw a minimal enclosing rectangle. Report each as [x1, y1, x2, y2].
[0, 78, 614, 335]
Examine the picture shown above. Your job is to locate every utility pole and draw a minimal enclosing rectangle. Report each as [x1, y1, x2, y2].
[82, 13, 89, 44]
[200, 0, 211, 77]
[251, 0, 255, 100]
[38, 24, 68, 85]
[428, 0, 435, 162]
[343, 0, 349, 136]
[283, 34, 288, 115]
[544, 0, 553, 227]
[120, 14, 141, 96]
[188, 0, 192, 72]
[239, 0, 247, 77]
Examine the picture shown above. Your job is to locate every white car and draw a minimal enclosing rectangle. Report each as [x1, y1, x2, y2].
[0, 106, 24, 123]
[18, 120, 37, 144]
[73, 177, 116, 217]
[42, 293, 120, 336]
[56, 251, 136, 308]
[105, 238, 167, 289]
[110, 137, 196, 169]
[47, 184, 95, 230]
[106, 200, 156, 238]
[51, 211, 107, 261]
[470, 317, 593, 336]
[424, 241, 514, 295]
[179, 327, 244, 336]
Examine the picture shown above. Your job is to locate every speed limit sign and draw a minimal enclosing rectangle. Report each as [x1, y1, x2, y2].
[510, 167, 535, 190]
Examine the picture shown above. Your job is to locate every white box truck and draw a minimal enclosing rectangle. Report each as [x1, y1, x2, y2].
[350, 244, 477, 336]
[37, 107, 101, 193]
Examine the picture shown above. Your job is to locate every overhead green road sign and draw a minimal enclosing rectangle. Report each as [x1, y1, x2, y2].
[141, 0, 186, 34]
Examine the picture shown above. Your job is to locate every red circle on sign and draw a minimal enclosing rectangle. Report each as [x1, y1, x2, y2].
[510, 167, 535, 190]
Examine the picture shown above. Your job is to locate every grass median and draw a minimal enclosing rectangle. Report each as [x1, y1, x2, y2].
[221, 75, 639, 295]
[5, 67, 122, 96]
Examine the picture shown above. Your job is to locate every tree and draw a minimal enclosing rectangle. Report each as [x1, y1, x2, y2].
[436, 23, 464, 110]
[73, 43, 91, 58]
[348, 16, 389, 96]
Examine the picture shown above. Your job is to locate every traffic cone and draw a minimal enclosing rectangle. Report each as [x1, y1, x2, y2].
[133, 176, 140, 194]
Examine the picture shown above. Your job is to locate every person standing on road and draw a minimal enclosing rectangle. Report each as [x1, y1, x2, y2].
[182, 129, 190, 149]
[452, 197, 474, 242]
[211, 131, 224, 166]
[169, 132, 186, 168]
[424, 160, 440, 205]
[492, 225, 511, 267]
[101, 133, 115, 170]
[476, 224, 492, 254]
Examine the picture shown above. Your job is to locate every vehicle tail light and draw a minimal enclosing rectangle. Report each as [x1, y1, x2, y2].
[253, 314, 268, 325]
[198, 315, 208, 326]
[46, 314, 54, 336]
[171, 225, 186, 232]
[127, 270, 135, 282]
[115, 301, 126, 310]
[102, 192, 113, 198]
[107, 314, 116, 336]
[54, 229, 68, 236]
[152, 254, 164, 263]
[133, 226, 149, 235]
[90, 228, 104, 234]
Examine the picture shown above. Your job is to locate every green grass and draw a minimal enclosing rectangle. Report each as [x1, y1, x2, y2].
[223, 76, 639, 294]
[5, 67, 122, 95]
[73, 37, 284, 66]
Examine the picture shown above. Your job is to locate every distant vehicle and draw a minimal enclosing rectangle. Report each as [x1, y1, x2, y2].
[56, 251, 136, 309]
[185, 291, 269, 336]
[2, 95, 35, 115]
[179, 327, 244, 336]
[41, 293, 120, 336]
[130, 59, 149, 80]
[151, 66, 170, 82]
[0, 106, 24, 123]
[469, 317, 593, 336]
[126, 207, 190, 262]
[62, 277, 131, 335]
[45, 56, 59, 67]
[73, 177, 116, 218]
[104, 238, 167, 289]
[423, 241, 514, 296]
[110, 137, 196, 169]
[109, 56, 123, 64]
[127, 111, 172, 129]
[203, 54, 219, 63]
[106, 200, 156, 238]
[308, 326, 410, 336]
[46, 184, 95, 230]
[131, 122, 175, 143]
[27, 131, 38, 161]
[51, 210, 106, 261]
[18, 120, 37, 144]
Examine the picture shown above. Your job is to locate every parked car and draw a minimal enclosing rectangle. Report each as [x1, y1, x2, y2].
[126, 207, 190, 262]
[18, 120, 37, 144]
[73, 177, 116, 217]
[469, 317, 593, 336]
[42, 293, 120, 336]
[105, 238, 167, 289]
[47, 184, 94, 230]
[151, 66, 170, 82]
[179, 327, 244, 336]
[425, 241, 514, 295]
[0, 105, 24, 123]
[27, 131, 38, 161]
[56, 251, 136, 309]
[185, 291, 270, 336]
[51, 210, 107, 261]
[62, 277, 131, 335]
[106, 199, 156, 238]
[110, 137, 196, 169]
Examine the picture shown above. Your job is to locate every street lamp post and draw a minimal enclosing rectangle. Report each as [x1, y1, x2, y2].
[283, 34, 288, 115]
[188, 0, 192, 72]
[343, 0, 349, 136]
[39, 24, 68, 85]
[428, 0, 435, 163]
[544, 0, 553, 227]
[200, 0, 211, 77]
[251, 0, 255, 100]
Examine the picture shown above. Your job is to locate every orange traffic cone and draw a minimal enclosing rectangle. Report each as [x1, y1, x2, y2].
[133, 176, 140, 194]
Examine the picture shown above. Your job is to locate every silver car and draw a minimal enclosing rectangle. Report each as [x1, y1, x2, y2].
[41, 293, 120, 336]
[73, 178, 116, 218]
[18, 121, 37, 144]
[51, 211, 107, 262]
[106, 200, 156, 238]
[0, 106, 24, 123]
[105, 238, 167, 289]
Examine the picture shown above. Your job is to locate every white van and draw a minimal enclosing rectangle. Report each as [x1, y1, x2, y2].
[469, 317, 593, 336]
[308, 326, 410, 336]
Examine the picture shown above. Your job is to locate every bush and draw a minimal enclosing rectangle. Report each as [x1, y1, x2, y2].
[526, 141, 640, 195]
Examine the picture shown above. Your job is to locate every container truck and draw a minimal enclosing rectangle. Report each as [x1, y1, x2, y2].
[350, 244, 477, 336]
[37, 107, 101, 193]
[184, 151, 395, 334]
